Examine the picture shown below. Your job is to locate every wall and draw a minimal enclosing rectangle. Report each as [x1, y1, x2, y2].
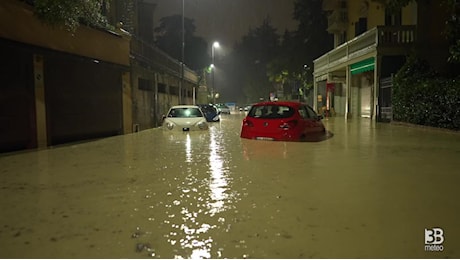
[0, 0, 132, 152]
[0, 0, 130, 66]
[346, 0, 418, 41]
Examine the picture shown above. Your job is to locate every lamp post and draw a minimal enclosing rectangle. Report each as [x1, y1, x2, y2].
[211, 41, 220, 104]
[179, 0, 185, 104]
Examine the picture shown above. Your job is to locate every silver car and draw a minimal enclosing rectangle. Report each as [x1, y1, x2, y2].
[162, 105, 209, 131]
[215, 104, 231, 114]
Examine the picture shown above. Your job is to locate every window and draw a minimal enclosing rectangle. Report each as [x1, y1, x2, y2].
[158, 83, 166, 93]
[306, 106, 319, 119]
[168, 108, 203, 118]
[138, 78, 151, 91]
[385, 9, 402, 26]
[170, 86, 179, 95]
[338, 31, 347, 45]
[248, 105, 294, 119]
[355, 18, 367, 36]
[299, 106, 318, 119]
[298, 106, 309, 119]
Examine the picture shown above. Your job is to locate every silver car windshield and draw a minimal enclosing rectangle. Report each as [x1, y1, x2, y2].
[168, 108, 203, 118]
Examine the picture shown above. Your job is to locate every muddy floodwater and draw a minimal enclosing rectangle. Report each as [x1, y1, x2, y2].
[1, 114, 459, 258]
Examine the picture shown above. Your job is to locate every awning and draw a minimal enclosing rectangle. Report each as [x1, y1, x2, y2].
[350, 57, 375, 75]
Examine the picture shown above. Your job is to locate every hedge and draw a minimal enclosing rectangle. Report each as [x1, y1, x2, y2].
[392, 57, 460, 130]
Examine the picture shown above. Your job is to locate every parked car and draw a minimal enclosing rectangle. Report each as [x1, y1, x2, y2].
[198, 104, 220, 122]
[215, 103, 231, 114]
[238, 104, 252, 112]
[240, 101, 325, 141]
[162, 105, 209, 131]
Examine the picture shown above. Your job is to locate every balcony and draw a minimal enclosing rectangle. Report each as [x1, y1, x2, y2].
[314, 25, 416, 76]
[130, 37, 198, 84]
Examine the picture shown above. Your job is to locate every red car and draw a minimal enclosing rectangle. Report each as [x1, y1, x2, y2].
[240, 101, 326, 141]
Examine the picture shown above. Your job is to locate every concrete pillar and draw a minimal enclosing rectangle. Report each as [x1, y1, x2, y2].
[122, 71, 133, 134]
[373, 56, 380, 121]
[154, 72, 159, 126]
[345, 66, 351, 119]
[33, 54, 47, 148]
[313, 79, 318, 112]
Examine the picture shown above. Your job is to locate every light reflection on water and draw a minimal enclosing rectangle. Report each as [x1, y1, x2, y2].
[160, 125, 235, 259]
[207, 126, 229, 216]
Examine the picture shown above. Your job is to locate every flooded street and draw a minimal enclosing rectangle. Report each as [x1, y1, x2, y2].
[1, 114, 459, 258]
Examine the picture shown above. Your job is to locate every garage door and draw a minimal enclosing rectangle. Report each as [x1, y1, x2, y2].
[0, 41, 35, 152]
[45, 55, 123, 145]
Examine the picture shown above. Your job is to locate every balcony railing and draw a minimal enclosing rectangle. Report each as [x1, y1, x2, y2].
[377, 25, 416, 45]
[314, 25, 416, 75]
[130, 37, 198, 84]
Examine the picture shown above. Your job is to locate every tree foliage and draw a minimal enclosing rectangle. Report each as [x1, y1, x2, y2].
[266, 0, 333, 99]
[225, 0, 333, 103]
[230, 17, 281, 102]
[393, 56, 460, 129]
[444, 0, 460, 63]
[154, 14, 209, 71]
[32, 0, 110, 31]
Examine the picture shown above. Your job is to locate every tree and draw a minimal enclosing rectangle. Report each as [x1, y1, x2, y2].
[266, 0, 333, 100]
[32, 0, 110, 32]
[444, 0, 460, 63]
[227, 1, 333, 103]
[230, 17, 281, 102]
[154, 14, 209, 71]
[291, 0, 333, 72]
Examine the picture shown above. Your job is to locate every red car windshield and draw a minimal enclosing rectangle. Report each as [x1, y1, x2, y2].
[247, 105, 295, 119]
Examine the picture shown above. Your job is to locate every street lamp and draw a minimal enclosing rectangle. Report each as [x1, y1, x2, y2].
[179, 0, 185, 104]
[211, 41, 220, 104]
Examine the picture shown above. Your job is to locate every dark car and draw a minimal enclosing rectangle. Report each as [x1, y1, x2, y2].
[198, 104, 220, 122]
[240, 101, 325, 141]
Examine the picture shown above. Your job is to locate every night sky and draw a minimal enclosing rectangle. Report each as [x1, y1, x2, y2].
[153, 0, 298, 50]
[152, 0, 299, 103]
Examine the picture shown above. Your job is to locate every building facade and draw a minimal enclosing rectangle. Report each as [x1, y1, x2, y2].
[0, 0, 200, 153]
[313, 0, 451, 121]
[110, 0, 200, 131]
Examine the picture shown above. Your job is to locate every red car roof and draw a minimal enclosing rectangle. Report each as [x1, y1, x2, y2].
[251, 101, 304, 108]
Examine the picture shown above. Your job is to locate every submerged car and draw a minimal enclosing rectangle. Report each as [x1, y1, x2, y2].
[215, 103, 231, 114]
[162, 105, 209, 131]
[238, 104, 252, 112]
[240, 101, 325, 141]
[198, 104, 220, 122]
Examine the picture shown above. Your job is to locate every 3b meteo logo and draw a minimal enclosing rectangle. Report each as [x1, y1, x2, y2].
[424, 228, 444, 252]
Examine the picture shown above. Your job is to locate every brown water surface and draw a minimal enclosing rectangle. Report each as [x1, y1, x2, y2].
[1, 115, 459, 258]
